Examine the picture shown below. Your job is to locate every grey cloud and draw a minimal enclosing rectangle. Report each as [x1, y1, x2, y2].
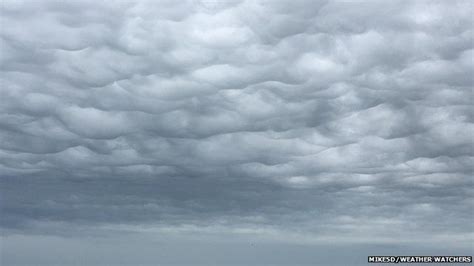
[0, 0, 473, 264]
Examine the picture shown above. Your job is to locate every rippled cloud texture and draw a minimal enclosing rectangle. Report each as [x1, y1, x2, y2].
[1, 0, 473, 265]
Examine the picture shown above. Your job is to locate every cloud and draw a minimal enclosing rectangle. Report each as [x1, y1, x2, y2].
[0, 0, 473, 263]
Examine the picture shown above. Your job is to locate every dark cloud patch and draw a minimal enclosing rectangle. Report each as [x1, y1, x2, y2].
[0, 0, 473, 262]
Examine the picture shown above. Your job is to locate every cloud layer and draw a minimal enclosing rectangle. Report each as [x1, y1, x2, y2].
[1, 0, 473, 263]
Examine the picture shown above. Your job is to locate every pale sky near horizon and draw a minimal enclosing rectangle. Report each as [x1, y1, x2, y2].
[1, 0, 473, 265]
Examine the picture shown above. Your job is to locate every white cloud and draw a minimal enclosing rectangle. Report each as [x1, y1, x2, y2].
[0, 0, 473, 264]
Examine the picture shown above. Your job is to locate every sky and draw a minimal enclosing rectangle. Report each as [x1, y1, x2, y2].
[0, 0, 473, 265]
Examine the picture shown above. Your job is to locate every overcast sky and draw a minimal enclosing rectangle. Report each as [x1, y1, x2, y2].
[0, 0, 473, 265]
